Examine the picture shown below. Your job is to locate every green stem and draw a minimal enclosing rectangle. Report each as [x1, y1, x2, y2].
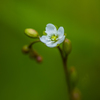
[28, 40, 41, 59]
[58, 46, 71, 100]
[28, 40, 40, 48]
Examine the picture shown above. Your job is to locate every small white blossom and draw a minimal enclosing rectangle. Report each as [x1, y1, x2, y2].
[40, 23, 65, 48]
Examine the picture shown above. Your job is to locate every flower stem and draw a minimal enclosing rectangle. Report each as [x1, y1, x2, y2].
[28, 39, 40, 48]
[58, 46, 71, 100]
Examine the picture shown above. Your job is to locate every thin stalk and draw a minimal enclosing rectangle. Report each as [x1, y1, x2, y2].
[58, 46, 71, 100]
[28, 40, 40, 48]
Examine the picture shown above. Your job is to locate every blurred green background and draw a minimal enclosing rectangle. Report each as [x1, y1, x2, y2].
[0, 0, 100, 100]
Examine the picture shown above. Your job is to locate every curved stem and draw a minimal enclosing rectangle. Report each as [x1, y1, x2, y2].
[58, 46, 71, 100]
[28, 39, 40, 48]
[57, 46, 64, 61]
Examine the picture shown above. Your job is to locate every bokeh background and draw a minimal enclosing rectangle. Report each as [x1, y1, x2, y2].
[0, 0, 100, 100]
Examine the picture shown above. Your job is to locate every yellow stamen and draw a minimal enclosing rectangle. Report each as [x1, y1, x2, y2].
[51, 35, 57, 41]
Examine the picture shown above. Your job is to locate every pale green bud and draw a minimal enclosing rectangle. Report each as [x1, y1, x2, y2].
[22, 45, 30, 54]
[25, 28, 39, 38]
[63, 38, 72, 55]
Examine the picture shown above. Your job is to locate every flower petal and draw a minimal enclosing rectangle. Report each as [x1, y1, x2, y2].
[57, 36, 65, 44]
[46, 42, 58, 48]
[45, 23, 57, 35]
[40, 36, 50, 43]
[57, 27, 64, 38]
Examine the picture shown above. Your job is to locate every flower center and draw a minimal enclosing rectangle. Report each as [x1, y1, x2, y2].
[51, 35, 58, 41]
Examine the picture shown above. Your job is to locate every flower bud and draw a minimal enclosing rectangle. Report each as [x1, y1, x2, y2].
[22, 45, 30, 54]
[29, 50, 35, 59]
[69, 67, 78, 89]
[29, 49, 43, 63]
[25, 28, 39, 38]
[71, 88, 81, 100]
[36, 56, 43, 63]
[63, 38, 72, 55]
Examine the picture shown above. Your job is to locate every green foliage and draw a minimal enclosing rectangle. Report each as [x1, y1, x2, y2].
[0, 0, 100, 100]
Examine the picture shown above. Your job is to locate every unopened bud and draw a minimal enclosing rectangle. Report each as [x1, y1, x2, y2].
[36, 56, 43, 63]
[29, 50, 35, 59]
[25, 28, 39, 38]
[69, 67, 78, 89]
[22, 45, 30, 54]
[63, 38, 72, 55]
[71, 88, 81, 100]
[29, 50, 43, 63]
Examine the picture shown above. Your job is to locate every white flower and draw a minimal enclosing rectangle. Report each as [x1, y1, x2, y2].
[40, 23, 65, 48]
